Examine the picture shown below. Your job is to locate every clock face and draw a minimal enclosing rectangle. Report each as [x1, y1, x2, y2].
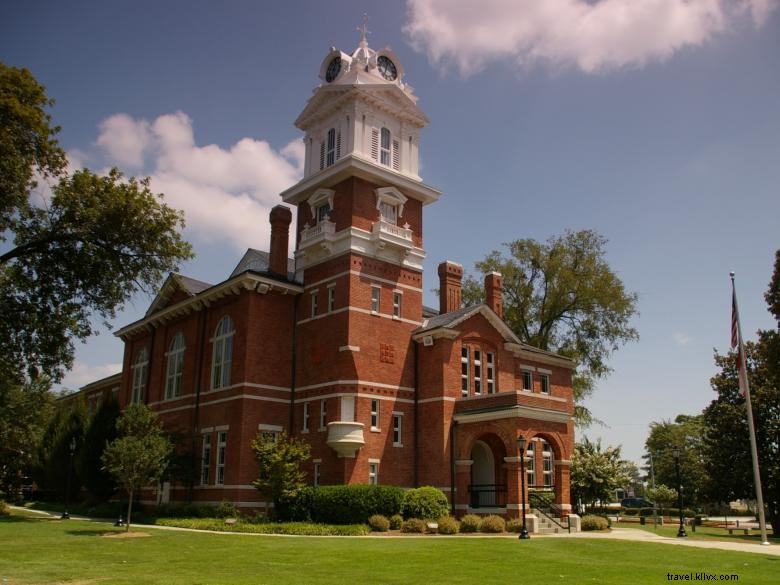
[377, 55, 398, 81]
[325, 57, 341, 82]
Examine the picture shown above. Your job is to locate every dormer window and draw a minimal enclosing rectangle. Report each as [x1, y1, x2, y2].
[307, 189, 335, 226]
[375, 187, 407, 226]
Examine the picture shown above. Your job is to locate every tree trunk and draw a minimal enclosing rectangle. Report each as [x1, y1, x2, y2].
[126, 488, 134, 532]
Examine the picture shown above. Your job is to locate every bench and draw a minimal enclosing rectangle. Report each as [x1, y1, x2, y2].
[726, 527, 751, 535]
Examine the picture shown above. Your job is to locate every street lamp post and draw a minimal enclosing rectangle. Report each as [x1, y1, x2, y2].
[673, 446, 687, 538]
[61, 437, 76, 520]
[517, 436, 530, 540]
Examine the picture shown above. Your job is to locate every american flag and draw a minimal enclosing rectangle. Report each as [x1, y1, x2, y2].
[731, 285, 748, 397]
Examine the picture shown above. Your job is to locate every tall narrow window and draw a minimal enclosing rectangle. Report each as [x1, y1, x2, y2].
[310, 291, 318, 317]
[326, 128, 336, 166]
[542, 440, 553, 487]
[302, 402, 310, 432]
[211, 316, 234, 390]
[379, 200, 397, 223]
[319, 399, 327, 430]
[526, 442, 535, 487]
[393, 292, 402, 318]
[313, 461, 321, 487]
[328, 286, 336, 312]
[380, 127, 391, 166]
[539, 373, 550, 395]
[486, 352, 495, 394]
[200, 434, 211, 485]
[131, 348, 149, 404]
[370, 399, 379, 430]
[473, 349, 482, 395]
[371, 286, 381, 313]
[392, 414, 402, 446]
[368, 461, 379, 485]
[522, 370, 533, 392]
[216, 431, 227, 485]
[460, 346, 469, 396]
[165, 333, 185, 400]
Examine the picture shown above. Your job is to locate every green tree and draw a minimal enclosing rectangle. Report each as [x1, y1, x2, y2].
[76, 394, 120, 503]
[251, 431, 311, 520]
[101, 404, 172, 531]
[0, 374, 55, 499]
[570, 438, 631, 509]
[701, 253, 780, 535]
[0, 62, 66, 235]
[30, 395, 88, 501]
[643, 414, 709, 506]
[0, 61, 193, 383]
[462, 230, 638, 425]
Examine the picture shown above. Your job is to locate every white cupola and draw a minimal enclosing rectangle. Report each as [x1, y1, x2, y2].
[293, 16, 429, 183]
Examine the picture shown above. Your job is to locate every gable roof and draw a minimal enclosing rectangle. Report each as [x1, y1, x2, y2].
[413, 303, 575, 369]
[145, 273, 213, 317]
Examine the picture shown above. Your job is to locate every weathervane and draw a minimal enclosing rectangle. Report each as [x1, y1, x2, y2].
[357, 13, 370, 47]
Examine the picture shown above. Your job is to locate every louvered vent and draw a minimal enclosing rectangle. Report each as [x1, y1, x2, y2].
[371, 129, 379, 161]
[392, 140, 400, 171]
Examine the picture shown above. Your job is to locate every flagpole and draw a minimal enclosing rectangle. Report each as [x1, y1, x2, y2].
[730, 272, 770, 545]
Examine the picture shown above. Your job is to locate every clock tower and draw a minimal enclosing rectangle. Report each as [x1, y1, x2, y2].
[280, 21, 441, 484]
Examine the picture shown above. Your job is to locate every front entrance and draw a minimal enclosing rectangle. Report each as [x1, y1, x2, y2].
[468, 439, 506, 508]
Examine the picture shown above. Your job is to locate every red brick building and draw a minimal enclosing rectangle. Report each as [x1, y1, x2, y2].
[102, 32, 576, 523]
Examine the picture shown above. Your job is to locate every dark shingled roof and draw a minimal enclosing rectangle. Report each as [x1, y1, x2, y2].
[415, 304, 481, 333]
[230, 248, 297, 281]
[177, 274, 213, 295]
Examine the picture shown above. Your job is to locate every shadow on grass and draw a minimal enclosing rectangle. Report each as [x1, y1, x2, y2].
[65, 529, 118, 537]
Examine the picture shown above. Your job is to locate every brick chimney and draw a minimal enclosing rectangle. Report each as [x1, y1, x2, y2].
[268, 205, 292, 277]
[485, 272, 503, 319]
[438, 261, 463, 314]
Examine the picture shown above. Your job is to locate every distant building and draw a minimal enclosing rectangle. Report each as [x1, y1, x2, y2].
[85, 29, 576, 522]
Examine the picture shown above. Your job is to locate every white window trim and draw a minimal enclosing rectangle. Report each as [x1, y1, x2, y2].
[539, 373, 550, 395]
[374, 186, 407, 220]
[460, 346, 469, 397]
[164, 333, 185, 400]
[370, 399, 380, 432]
[392, 412, 403, 447]
[368, 460, 380, 485]
[302, 402, 310, 433]
[131, 348, 149, 404]
[200, 433, 211, 486]
[371, 286, 381, 314]
[327, 283, 336, 313]
[319, 399, 327, 431]
[211, 316, 235, 391]
[392, 290, 402, 319]
[306, 188, 335, 218]
[216, 431, 227, 486]
[486, 351, 495, 394]
[522, 370, 533, 392]
[310, 289, 319, 317]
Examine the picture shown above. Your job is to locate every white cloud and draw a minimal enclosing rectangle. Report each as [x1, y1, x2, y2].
[96, 111, 303, 251]
[403, 0, 779, 75]
[58, 360, 122, 392]
[673, 331, 693, 346]
[96, 113, 152, 168]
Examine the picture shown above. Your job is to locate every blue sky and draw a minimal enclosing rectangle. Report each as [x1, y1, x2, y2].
[2, 0, 779, 466]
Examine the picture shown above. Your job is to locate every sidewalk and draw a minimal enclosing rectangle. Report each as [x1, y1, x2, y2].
[560, 527, 780, 556]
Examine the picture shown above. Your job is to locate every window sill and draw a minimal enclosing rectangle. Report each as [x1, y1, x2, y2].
[370, 427, 381, 433]
[393, 442, 403, 448]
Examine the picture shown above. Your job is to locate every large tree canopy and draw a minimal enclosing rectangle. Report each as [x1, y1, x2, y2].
[570, 438, 631, 508]
[0, 61, 193, 382]
[462, 229, 638, 425]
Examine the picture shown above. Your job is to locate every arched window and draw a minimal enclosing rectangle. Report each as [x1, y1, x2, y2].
[211, 316, 234, 390]
[131, 348, 149, 404]
[542, 440, 554, 487]
[164, 332, 185, 400]
[380, 127, 391, 166]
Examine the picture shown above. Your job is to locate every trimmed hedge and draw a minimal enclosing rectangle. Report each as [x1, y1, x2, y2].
[581, 515, 610, 531]
[459, 514, 481, 533]
[389, 514, 404, 530]
[401, 486, 449, 520]
[479, 515, 506, 533]
[506, 518, 524, 533]
[154, 517, 369, 536]
[401, 518, 427, 533]
[437, 516, 459, 535]
[309, 485, 404, 525]
[368, 514, 390, 532]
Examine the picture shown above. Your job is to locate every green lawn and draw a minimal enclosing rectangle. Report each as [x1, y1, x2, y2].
[1, 512, 778, 585]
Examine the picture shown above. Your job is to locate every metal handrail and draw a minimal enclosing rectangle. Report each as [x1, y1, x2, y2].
[529, 490, 571, 533]
[467, 484, 507, 508]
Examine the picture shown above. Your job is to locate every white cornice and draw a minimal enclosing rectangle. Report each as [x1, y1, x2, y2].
[115, 273, 303, 340]
[280, 154, 441, 206]
[454, 404, 572, 425]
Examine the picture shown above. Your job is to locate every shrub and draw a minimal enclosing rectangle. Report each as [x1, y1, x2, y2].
[581, 515, 610, 531]
[437, 515, 459, 535]
[622, 507, 638, 516]
[310, 485, 404, 525]
[368, 514, 390, 532]
[214, 500, 240, 519]
[276, 487, 313, 522]
[400, 518, 427, 533]
[155, 517, 369, 535]
[154, 502, 213, 518]
[506, 518, 524, 533]
[389, 513, 404, 530]
[479, 514, 506, 533]
[459, 514, 481, 533]
[0, 500, 10, 517]
[401, 486, 449, 520]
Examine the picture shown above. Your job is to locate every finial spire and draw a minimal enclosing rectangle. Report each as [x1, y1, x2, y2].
[358, 13, 370, 47]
